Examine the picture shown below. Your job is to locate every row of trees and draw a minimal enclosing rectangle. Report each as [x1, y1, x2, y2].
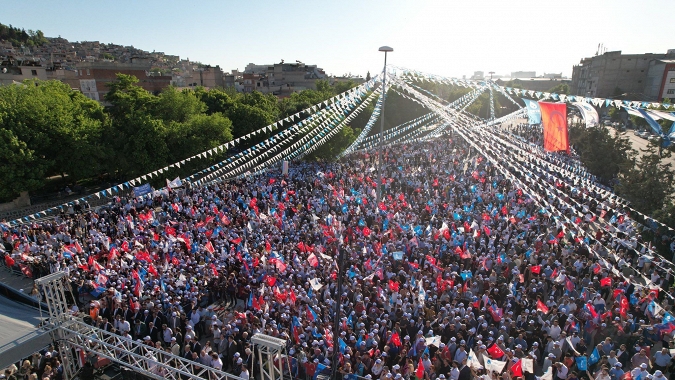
[0, 23, 48, 47]
[0, 74, 522, 203]
[0, 75, 369, 202]
[568, 123, 675, 231]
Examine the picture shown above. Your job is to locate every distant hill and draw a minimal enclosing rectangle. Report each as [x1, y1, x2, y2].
[0, 22, 48, 47]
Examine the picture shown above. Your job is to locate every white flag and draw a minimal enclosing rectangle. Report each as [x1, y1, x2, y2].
[485, 358, 506, 375]
[467, 349, 482, 370]
[309, 278, 323, 291]
[539, 367, 553, 380]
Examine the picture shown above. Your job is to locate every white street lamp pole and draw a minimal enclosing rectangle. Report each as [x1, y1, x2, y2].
[376, 46, 393, 208]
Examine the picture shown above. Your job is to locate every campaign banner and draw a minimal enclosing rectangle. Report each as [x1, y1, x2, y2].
[572, 102, 600, 128]
[522, 98, 542, 125]
[638, 108, 665, 137]
[166, 177, 182, 188]
[133, 183, 153, 198]
[540, 102, 570, 153]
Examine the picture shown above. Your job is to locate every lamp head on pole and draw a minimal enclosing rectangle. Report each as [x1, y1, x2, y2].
[378, 46, 394, 53]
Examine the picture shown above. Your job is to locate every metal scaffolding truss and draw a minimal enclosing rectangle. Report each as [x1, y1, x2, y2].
[60, 320, 244, 380]
[251, 334, 290, 380]
[35, 272, 79, 380]
[35, 271, 245, 380]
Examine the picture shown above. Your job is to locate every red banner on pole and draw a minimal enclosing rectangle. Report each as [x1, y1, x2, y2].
[539, 102, 569, 153]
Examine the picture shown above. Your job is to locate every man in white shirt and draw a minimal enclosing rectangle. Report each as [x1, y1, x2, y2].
[162, 324, 173, 347]
[119, 318, 131, 335]
[554, 362, 568, 380]
[548, 320, 562, 340]
[211, 353, 223, 370]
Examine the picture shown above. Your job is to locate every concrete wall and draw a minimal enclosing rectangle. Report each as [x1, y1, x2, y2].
[0, 192, 31, 213]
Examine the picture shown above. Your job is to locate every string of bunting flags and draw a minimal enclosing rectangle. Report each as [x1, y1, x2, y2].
[227, 90, 377, 180]
[7, 77, 378, 225]
[356, 113, 440, 146]
[186, 78, 378, 183]
[211, 90, 378, 183]
[340, 92, 384, 157]
[491, 125, 675, 273]
[476, 124, 671, 297]
[393, 65, 674, 110]
[250, 91, 378, 175]
[379, 73, 672, 300]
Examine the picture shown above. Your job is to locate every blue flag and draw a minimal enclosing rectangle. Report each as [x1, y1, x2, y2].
[630, 294, 639, 305]
[664, 312, 675, 324]
[575, 356, 587, 371]
[338, 338, 347, 354]
[588, 347, 600, 365]
[314, 364, 327, 380]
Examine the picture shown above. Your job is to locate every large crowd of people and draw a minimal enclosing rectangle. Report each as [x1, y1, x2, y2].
[2, 125, 675, 380]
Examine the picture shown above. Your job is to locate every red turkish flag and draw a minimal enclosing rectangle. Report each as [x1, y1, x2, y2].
[487, 344, 505, 359]
[530, 265, 541, 275]
[389, 280, 399, 292]
[600, 277, 612, 287]
[265, 275, 277, 287]
[510, 359, 523, 377]
[539, 101, 569, 153]
[205, 241, 215, 254]
[537, 299, 550, 314]
[390, 332, 402, 347]
[416, 357, 425, 379]
[308, 253, 319, 268]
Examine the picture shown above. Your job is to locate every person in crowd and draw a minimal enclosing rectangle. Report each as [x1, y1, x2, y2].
[3, 129, 675, 380]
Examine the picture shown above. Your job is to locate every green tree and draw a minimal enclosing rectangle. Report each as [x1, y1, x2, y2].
[568, 124, 635, 185]
[547, 83, 569, 95]
[366, 71, 371, 81]
[195, 87, 234, 115]
[165, 113, 233, 163]
[608, 107, 621, 122]
[239, 91, 279, 121]
[0, 128, 46, 201]
[0, 80, 107, 185]
[306, 125, 359, 161]
[153, 87, 205, 123]
[227, 103, 275, 139]
[104, 74, 167, 177]
[615, 143, 675, 214]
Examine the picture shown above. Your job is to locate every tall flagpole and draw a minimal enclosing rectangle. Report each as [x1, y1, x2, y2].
[377, 46, 393, 209]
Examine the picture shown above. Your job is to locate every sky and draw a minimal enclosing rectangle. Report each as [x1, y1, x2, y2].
[3, 0, 674, 79]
